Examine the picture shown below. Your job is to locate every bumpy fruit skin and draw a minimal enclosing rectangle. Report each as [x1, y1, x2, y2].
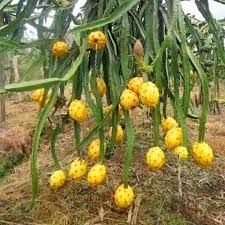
[88, 31, 106, 50]
[88, 138, 101, 161]
[114, 184, 134, 209]
[49, 170, 66, 189]
[120, 89, 139, 110]
[31, 89, 44, 102]
[96, 77, 107, 97]
[192, 142, 214, 167]
[165, 127, 183, 150]
[174, 146, 189, 160]
[127, 77, 144, 94]
[161, 117, 178, 133]
[68, 158, 87, 180]
[87, 164, 107, 187]
[104, 104, 123, 118]
[108, 125, 124, 144]
[31, 89, 50, 106]
[139, 82, 159, 107]
[52, 41, 69, 57]
[146, 147, 166, 169]
[69, 100, 88, 123]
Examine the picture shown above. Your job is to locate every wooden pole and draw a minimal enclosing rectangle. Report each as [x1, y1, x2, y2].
[0, 59, 6, 122]
[0, 13, 6, 122]
[12, 55, 23, 101]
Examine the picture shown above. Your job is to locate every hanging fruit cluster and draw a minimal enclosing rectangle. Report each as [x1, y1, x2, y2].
[3, 0, 220, 211]
[30, 29, 215, 209]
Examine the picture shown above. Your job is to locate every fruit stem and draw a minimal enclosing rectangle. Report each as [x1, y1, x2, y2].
[91, 51, 105, 162]
[50, 127, 61, 170]
[73, 68, 82, 156]
[109, 105, 119, 155]
[74, 121, 81, 156]
[123, 110, 135, 188]
[171, 36, 189, 148]
[153, 106, 160, 146]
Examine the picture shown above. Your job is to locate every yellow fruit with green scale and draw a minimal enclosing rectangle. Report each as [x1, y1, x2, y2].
[52, 41, 69, 57]
[120, 89, 139, 110]
[192, 142, 214, 167]
[173, 146, 189, 160]
[146, 147, 166, 169]
[88, 31, 106, 50]
[88, 138, 104, 161]
[49, 170, 66, 189]
[96, 77, 107, 97]
[127, 77, 144, 94]
[68, 158, 87, 180]
[165, 127, 183, 150]
[69, 100, 88, 123]
[139, 82, 159, 107]
[161, 117, 178, 133]
[87, 164, 107, 187]
[108, 125, 124, 144]
[114, 184, 134, 209]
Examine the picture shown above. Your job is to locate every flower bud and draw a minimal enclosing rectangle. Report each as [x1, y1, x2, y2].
[133, 39, 144, 60]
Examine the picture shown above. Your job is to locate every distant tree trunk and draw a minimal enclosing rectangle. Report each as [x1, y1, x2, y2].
[0, 13, 6, 122]
[12, 55, 23, 101]
[13, 56, 19, 82]
[0, 60, 6, 122]
[7, 53, 14, 83]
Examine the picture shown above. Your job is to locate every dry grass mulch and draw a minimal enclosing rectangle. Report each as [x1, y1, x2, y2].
[0, 96, 225, 225]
